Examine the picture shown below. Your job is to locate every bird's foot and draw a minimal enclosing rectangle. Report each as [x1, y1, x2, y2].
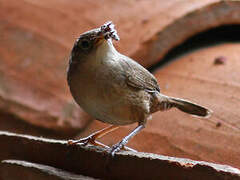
[110, 142, 124, 157]
[110, 139, 136, 156]
[68, 135, 136, 154]
[68, 135, 98, 146]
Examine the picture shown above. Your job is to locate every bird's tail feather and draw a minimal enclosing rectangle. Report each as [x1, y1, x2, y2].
[157, 94, 212, 118]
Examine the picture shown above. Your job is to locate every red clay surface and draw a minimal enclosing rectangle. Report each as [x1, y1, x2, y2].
[1, 0, 240, 169]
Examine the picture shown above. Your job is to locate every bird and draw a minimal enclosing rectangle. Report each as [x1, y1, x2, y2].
[67, 21, 212, 156]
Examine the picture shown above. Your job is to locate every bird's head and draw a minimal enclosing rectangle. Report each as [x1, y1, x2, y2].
[69, 21, 120, 64]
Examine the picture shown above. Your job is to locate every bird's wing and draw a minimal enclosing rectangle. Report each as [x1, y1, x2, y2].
[119, 55, 160, 92]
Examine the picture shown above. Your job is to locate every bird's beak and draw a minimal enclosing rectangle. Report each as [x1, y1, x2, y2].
[95, 30, 106, 46]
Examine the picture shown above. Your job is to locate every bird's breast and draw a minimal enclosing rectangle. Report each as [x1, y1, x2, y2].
[68, 59, 130, 124]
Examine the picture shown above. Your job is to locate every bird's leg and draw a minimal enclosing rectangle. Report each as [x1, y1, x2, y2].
[68, 125, 119, 148]
[110, 123, 145, 156]
[68, 125, 137, 152]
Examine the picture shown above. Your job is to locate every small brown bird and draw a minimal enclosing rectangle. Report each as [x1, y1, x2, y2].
[67, 22, 212, 156]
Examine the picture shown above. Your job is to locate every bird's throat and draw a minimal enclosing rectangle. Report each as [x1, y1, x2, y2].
[96, 39, 118, 63]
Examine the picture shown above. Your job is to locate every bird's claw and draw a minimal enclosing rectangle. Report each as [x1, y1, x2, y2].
[110, 141, 125, 157]
[68, 135, 136, 156]
[67, 136, 92, 146]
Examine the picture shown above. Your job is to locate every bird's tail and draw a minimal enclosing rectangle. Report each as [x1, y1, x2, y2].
[156, 94, 212, 118]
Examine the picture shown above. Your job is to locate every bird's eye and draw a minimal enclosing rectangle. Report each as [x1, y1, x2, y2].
[80, 40, 91, 49]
